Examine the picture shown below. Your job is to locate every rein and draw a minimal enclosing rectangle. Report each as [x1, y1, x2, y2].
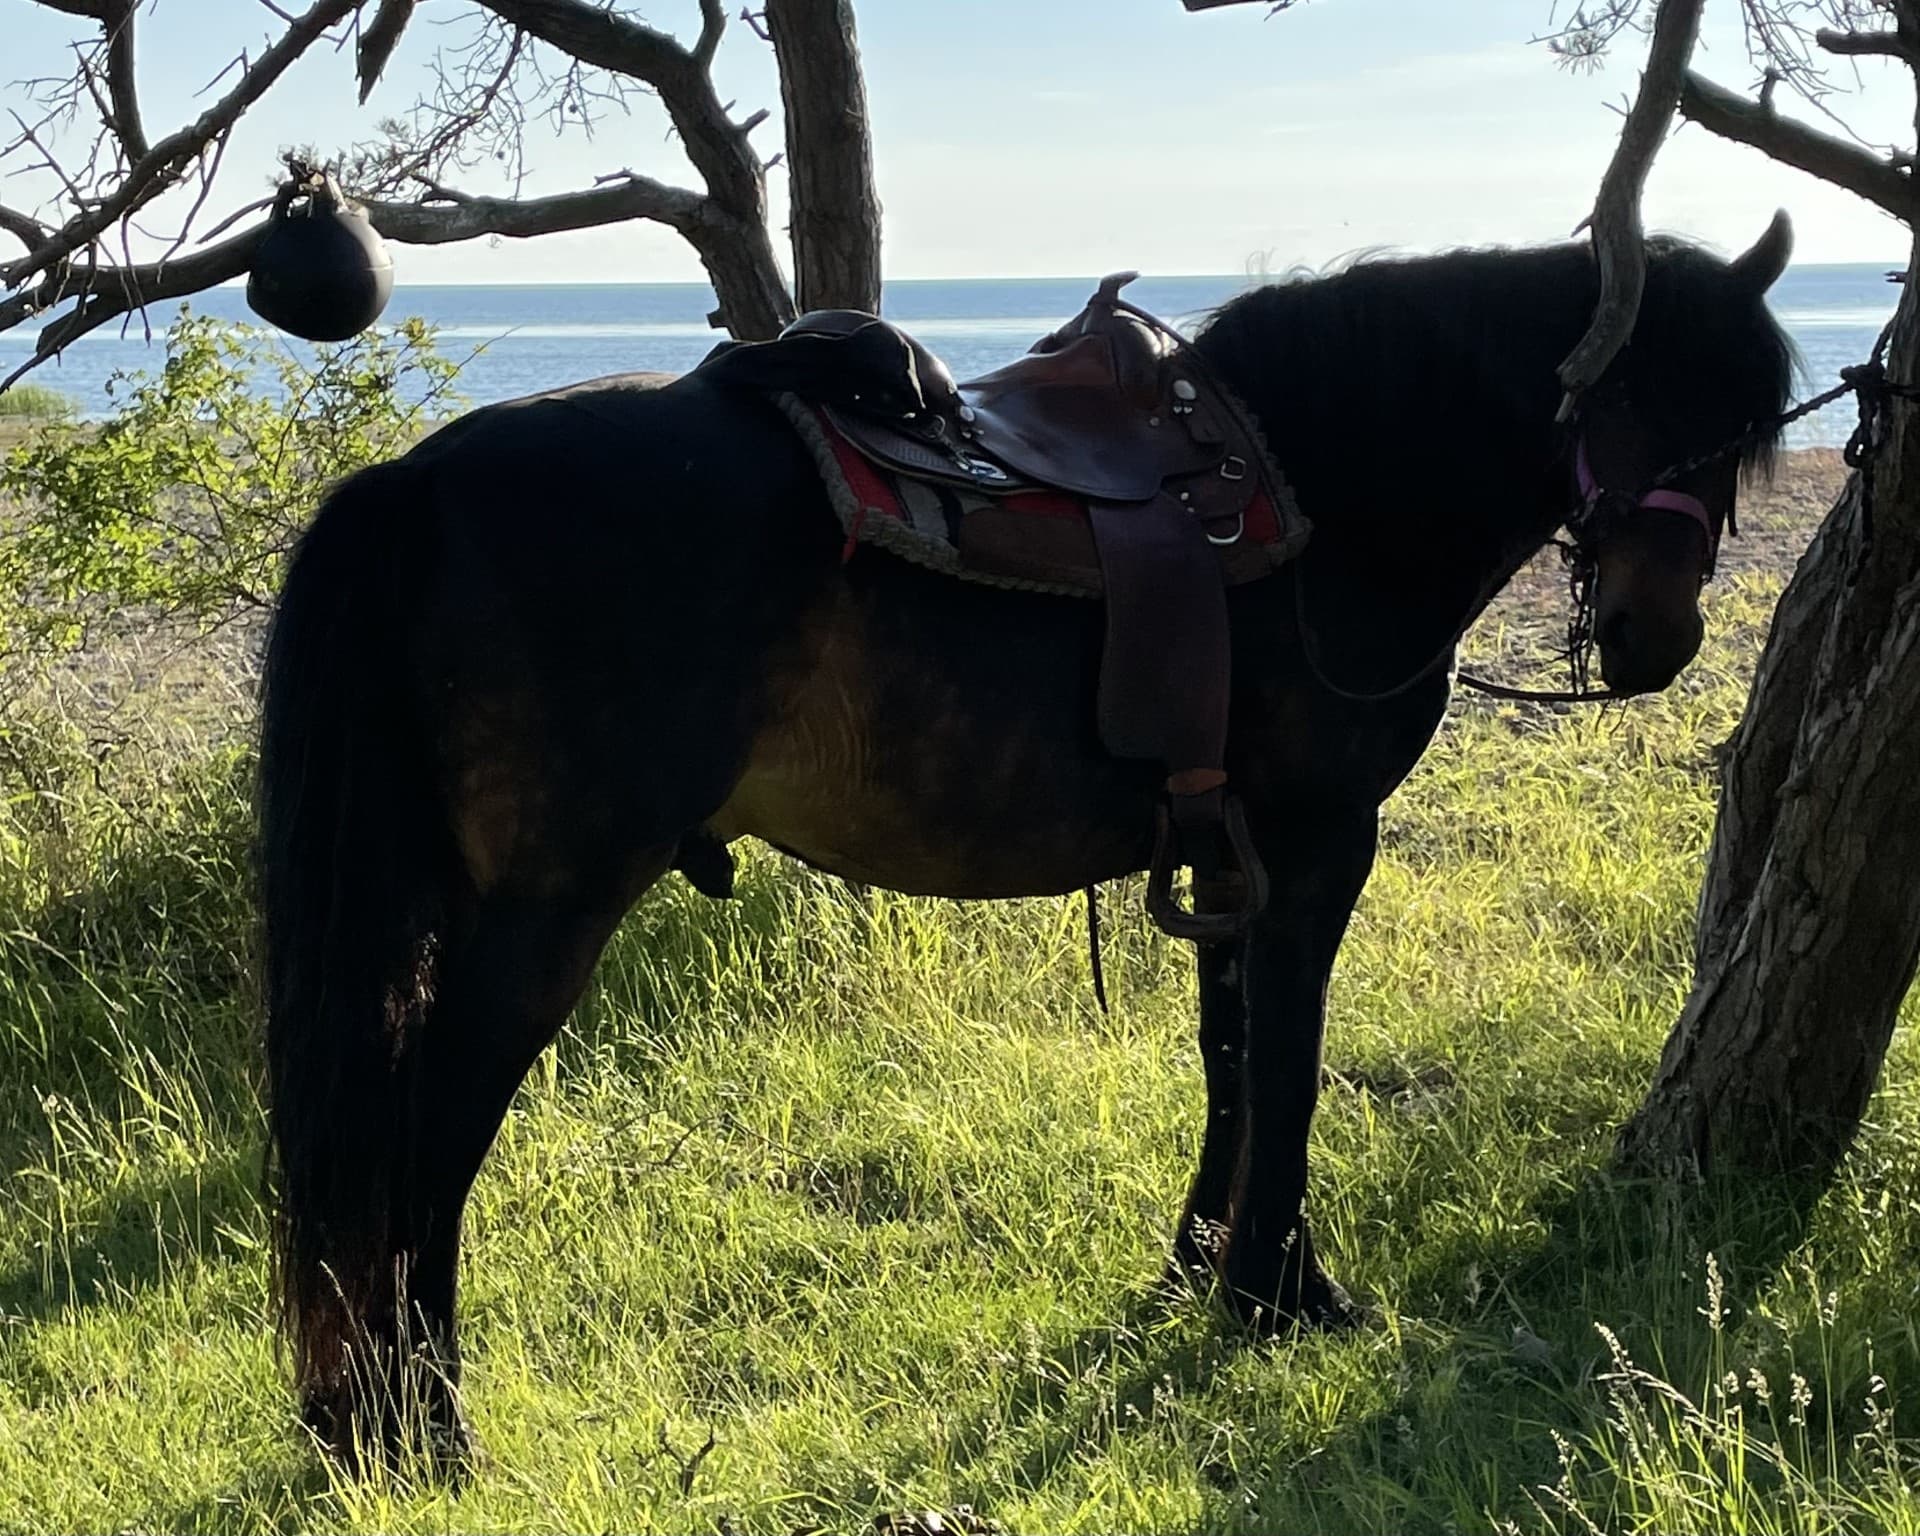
[1449, 327, 1919, 708]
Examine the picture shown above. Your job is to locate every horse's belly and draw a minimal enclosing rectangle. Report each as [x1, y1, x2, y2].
[710, 755, 1147, 899]
[707, 674, 1149, 900]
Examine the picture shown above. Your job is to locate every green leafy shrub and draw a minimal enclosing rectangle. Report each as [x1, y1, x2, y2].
[0, 307, 461, 661]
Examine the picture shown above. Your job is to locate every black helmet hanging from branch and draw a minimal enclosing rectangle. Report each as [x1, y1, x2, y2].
[246, 161, 394, 342]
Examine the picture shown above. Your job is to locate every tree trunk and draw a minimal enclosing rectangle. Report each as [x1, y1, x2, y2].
[1618, 249, 1920, 1176]
[687, 208, 797, 341]
[765, 0, 883, 315]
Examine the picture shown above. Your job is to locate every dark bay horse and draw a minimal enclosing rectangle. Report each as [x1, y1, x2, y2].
[259, 219, 1795, 1462]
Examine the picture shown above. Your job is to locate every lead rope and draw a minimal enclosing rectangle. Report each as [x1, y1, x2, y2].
[1085, 885, 1109, 1016]
[1120, 294, 1917, 707]
[1452, 322, 1918, 707]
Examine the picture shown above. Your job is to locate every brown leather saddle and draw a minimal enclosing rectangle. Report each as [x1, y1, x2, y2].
[697, 274, 1308, 940]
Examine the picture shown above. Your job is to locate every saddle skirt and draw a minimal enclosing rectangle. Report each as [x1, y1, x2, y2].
[743, 273, 1309, 599]
[782, 396, 1300, 598]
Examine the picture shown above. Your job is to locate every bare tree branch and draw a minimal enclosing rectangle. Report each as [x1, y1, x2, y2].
[2, 0, 360, 291]
[1557, 0, 1706, 415]
[0, 225, 264, 389]
[364, 173, 710, 242]
[1816, 25, 1920, 66]
[356, 0, 417, 104]
[7, 0, 820, 368]
[0, 206, 52, 253]
[0, 164, 779, 388]
[1680, 68, 1918, 221]
[103, 0, 149, 160]
[472, 0, 762, 212]
[693, 0, 728, 67]
[765, 0, 881, 313]
[470, 0, 795, 336]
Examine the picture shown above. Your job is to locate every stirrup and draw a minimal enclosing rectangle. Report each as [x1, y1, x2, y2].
[1146, 790, 1269, 942]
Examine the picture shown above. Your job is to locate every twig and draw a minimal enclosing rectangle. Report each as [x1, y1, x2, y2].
[653, 1425, 718, 1496]
[195, 192, 277, 244]
[159, 125, 232, 267]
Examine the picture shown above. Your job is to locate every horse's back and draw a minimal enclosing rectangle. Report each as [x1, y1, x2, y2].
[406, 368, 814, 515]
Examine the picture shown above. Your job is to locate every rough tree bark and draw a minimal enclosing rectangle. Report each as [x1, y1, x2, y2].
[766, 0, 882, 315]
[1617, 12, 1920, 1175]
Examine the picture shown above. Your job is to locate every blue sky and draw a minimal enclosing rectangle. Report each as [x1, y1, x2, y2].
[7, 0, 1915, 281]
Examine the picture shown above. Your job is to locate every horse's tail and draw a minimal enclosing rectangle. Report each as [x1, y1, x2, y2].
[259, 458, 446, 1415]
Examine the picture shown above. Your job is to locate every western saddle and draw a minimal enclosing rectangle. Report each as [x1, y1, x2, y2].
[698, 274, 1307, 941]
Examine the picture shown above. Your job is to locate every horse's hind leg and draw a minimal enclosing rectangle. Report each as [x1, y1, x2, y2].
[346, 848, 671, 1467]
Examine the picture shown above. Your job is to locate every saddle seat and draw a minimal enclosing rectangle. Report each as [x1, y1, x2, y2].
[780, 287, 1225, 506]
[695, 273, 1310, 940]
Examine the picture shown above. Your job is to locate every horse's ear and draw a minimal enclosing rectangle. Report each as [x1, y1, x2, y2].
[1730, 209, 1793, 293]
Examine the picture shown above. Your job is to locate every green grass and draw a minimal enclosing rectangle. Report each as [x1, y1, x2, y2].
[0, 385, 78, 422]
[3, 565, 1920, 1533]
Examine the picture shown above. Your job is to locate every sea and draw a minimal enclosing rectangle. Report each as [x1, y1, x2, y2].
[4, 265, 1901, 450]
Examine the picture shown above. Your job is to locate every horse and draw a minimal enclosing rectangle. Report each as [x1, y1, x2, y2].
[258, 216, 1796, 1464]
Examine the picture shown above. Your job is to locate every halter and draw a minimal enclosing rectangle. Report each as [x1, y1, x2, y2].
[1571, 437, 1720, 578]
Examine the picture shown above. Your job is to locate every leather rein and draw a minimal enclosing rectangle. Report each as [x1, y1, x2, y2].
[1292, 430, 1712, 709]
[1446, 439, 1717, 708]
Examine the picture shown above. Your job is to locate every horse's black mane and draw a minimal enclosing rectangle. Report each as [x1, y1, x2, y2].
[1194, 237, 1797, 495]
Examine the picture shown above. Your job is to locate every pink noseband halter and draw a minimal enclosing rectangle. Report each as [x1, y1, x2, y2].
[1574, 438, 1715, 547]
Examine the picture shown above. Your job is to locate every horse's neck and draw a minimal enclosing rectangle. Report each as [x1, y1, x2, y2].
[1297, 484, 1565, 695]
[1255, 382, 1568, 684]
[1200, 282, 1574, 681]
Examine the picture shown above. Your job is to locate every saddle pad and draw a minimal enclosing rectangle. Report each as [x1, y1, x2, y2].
[777, 395, 1300, 599]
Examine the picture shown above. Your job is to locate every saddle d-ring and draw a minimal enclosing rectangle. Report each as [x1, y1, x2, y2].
[1205, 510, 1245, 547]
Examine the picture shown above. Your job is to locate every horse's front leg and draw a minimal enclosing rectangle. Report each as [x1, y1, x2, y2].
[1172, 933, 1252, 1280]
[1213, 804, 1377, 1328]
